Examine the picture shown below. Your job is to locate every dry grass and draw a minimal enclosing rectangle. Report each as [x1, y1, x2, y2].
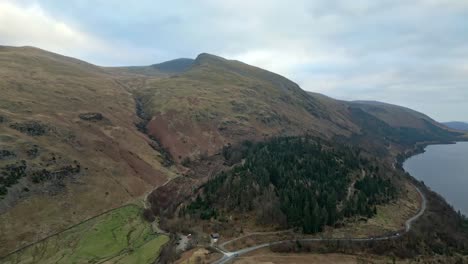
[0, 46, 176, 256]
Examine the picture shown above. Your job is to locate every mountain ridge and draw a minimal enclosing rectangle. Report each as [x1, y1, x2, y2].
[0, 46, 465, 257]
[443, 121, 468, 131]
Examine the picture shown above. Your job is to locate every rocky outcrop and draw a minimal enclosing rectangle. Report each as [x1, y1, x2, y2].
[26, 145, 39, 158]
[0, 159, 82, 199]
[30, 164, 81, 184]
[78, 112, 104, 121]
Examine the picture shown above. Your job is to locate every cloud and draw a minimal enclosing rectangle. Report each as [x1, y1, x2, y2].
[226, 48, 352, 77]
[0, 1, 160, 65]
[0, 1, 108, 59]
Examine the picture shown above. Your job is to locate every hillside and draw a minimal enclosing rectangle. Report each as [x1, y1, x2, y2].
[134, 53, 362, 162]
[0, 46, 175, 256]
[0, 46, 464, 260]
[122, 54, 462, 163]
[300, 94, 462, 155]
[122, 55, 460, 165]
[444, 121, 468, 131]
[349, 101, 438, 129]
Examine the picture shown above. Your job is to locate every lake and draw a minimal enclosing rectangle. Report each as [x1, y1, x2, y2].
[404, 142, 468, 216]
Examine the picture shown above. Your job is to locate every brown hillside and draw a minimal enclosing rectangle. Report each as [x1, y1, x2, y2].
[136, 53, 359, 161]
[0, 46, 175, 255]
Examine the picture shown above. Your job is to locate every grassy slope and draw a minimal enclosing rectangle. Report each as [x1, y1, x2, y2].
[137, 54, 358, 160]
[1, 205, 169, 264]
[308, 93, 458, 137]
[307, 92, 464, 159]
[0, 46, 175, 256]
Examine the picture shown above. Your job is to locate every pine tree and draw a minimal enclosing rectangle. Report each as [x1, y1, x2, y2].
[311, 199, 320, 233]
[321, 207, 329, 228]
[303, 201, 313, 233]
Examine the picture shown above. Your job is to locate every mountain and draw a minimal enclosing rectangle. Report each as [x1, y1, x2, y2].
[443, 121, 468, 131]
[341, 100, 463, 155]
[133, 53, 363, 161]
[118, 55, 459, 162]
[0, 46, 175, 255]
[0, 46, 464, 257]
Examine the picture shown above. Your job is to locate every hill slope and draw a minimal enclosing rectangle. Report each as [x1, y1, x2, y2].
[136, 53, 360, 161]
[349, 100, 444, 129]
[0, 46, 175, 255]
[302, 94, 462, 154]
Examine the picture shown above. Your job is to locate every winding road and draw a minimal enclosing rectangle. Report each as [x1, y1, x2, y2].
[213, 184, 427, 264]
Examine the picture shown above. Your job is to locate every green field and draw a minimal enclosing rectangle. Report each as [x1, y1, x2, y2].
[1, 205, 169, 264]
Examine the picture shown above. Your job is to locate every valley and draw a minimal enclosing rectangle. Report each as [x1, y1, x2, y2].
[1, 46, 468, 263]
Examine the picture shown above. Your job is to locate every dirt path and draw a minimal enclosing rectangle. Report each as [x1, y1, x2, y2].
[142, 175, 181, 235]
[218, 230, 294, 251]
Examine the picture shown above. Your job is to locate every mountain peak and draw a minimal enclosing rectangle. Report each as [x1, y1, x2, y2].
[194, 53, 227, 65]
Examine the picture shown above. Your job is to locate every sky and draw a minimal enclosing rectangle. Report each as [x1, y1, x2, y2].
[1, 0, 467, 122]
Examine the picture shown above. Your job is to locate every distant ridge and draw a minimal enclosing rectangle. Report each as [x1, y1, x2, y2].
[443, 121, 468, 131]
[106, 58, 194, 76]
[150, 58, 194, 74]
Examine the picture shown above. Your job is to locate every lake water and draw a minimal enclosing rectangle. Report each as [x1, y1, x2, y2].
[404, 142, 468, 216]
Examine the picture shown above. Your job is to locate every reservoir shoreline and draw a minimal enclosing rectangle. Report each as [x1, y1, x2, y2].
[402, 141, 468, 216]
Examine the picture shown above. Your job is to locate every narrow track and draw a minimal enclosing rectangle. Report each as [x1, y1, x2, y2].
[214, 184, 427, 264]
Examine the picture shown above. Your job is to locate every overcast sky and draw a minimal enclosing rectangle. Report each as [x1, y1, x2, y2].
[1, 0, 467, 122]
